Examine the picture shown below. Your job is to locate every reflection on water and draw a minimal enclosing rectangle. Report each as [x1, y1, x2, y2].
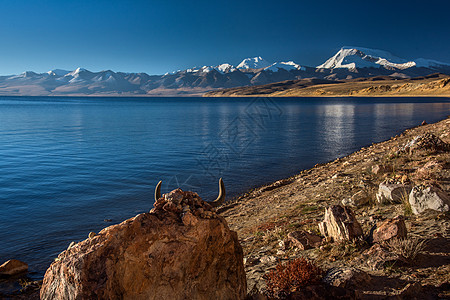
[0, 96, 448, 279]
[317, 104, 355, 158]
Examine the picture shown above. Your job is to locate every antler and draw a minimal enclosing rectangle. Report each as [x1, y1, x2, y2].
[154, 180, 162, 201]
[153, 178, 225, 207]
[208, 178, 226, 207]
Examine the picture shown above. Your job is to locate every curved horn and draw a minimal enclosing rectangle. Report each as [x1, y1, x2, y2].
[209, 178, 226, 207]
[155, 180, 162, 201]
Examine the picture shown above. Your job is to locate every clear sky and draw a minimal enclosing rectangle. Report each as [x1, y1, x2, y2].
[0, 0, 449, 75]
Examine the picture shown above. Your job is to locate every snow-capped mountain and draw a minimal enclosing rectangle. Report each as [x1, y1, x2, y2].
[47, 69, 70, 76]
[317, 46, 450, 71]
[215, 63, 236, 73]
[264, 61, 305, 72]
[0, 47, 449, 96]
[237, 56, 271, 69]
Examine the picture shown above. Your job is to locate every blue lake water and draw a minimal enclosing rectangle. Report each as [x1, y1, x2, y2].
[0, 96, 449, 280]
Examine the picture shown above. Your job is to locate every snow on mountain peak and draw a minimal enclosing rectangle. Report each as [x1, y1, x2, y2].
[237, 56, 271, 69]
[65, 67, 89, 77]
[46, 69, 70, 76]
[264, 61, 304, 72]
[317, 47, 415, 70]
[215, 63, 236, 73]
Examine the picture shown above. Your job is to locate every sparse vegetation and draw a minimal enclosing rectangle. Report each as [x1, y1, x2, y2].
[327, 237, 368, 261]
[222, 117, 450, 298]
[384, 237, 427, 262]
[265, 257, 323, 299]
[400, 189, 413, 216]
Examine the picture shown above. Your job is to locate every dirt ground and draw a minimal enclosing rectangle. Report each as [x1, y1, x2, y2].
[220, 117, 450, 299]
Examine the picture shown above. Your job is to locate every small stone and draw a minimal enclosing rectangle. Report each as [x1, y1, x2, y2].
[371, 164, 393, 175]
[409, 185, 450, 214]
[259, 256, 277, 264]
[182, 211, 198, 226]
[164, 189, 184, 205]
[401, 175, 408, 184]
[363, 244, 406, 270]
[276, 250, 285, 256]
[67, 241, 76, 250]
[287, 230, 322, 250]
[0, 259, 28, 276]
[323, 267, 371, 289]
[370, 216, 407, 243]
[341, 190, 369, 207]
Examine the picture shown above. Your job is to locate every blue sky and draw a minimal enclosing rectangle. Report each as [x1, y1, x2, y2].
[0, 0, 449, 75]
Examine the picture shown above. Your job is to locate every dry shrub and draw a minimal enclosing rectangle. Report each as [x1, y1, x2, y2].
[257, 220, 288, 232]
[262, 226, 286, 243]
[265, 257, 323, 298]
[384, 237, 427, 262]
[328, 237, 368, 260]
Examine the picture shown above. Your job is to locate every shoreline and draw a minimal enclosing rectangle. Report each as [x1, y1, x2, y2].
[2, 116, 449, 298]
[220, 116, 450, 297]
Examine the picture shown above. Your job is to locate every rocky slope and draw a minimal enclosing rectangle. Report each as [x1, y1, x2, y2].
[205, 74, 450, 97]
[219, 117, 450, 298]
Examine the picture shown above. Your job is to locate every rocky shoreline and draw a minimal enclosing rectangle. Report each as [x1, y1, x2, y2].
[1, 117, 449, 299]
[220, 117, 450, 299]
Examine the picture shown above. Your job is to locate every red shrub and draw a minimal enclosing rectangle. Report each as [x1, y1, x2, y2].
[265, 257, 323, 298]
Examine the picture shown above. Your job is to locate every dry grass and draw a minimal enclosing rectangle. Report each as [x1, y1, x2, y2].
[384, 237, 427, 262]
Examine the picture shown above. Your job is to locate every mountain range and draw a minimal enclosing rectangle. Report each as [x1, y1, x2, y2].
[1, 46, 449, 96]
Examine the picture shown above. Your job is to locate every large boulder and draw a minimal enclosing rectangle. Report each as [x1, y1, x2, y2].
[318, 205, 363, 242]
[41, 189, 246, 300]
[376, 181, 412, 204]
[0, 259, 28, 277]
[409, 185, 450, 215]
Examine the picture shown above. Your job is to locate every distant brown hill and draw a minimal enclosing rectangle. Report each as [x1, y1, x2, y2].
[204, 73, 450, 97]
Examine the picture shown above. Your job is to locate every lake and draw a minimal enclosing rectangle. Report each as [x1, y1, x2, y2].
[0, 96, 449, 280]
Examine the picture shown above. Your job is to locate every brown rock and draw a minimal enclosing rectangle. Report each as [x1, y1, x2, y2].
[0, 259, 28, 276]
[41, 189, 246, 300]
[371, 164, 393, 175]
[287, 231, 322, 250]
[415, 160, 443, 179]
[341, 190, 369, 207]
[363, 244, 407, 270]
[318, 205, 363, 242]
[323, 267, 371, 289]
[401, 133, 450, 153]
[370, 216, 407, 243]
